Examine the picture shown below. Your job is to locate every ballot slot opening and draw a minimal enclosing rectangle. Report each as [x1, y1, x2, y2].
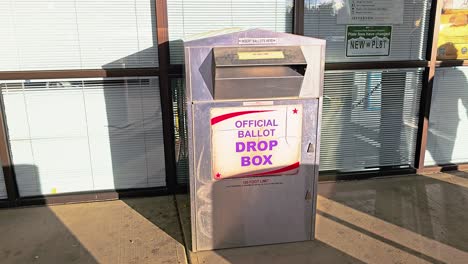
[212, 46, 307, 100]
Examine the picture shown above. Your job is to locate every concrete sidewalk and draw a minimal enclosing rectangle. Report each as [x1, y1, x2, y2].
[0, 196, 186, 264]
[1, 171, 468, 263]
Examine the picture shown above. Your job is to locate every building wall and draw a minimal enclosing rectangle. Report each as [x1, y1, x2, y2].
[0, 0, 466, 201]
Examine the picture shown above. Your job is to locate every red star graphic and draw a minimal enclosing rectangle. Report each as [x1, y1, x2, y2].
[215, 173, 221, 179]
[293, 108, 298, 114]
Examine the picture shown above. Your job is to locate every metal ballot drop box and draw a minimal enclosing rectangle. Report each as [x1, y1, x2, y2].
[184, 29, 325, 251]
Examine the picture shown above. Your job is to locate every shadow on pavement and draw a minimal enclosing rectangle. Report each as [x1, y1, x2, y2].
[0, 195, 187, 264]
[318, 174, 468, 263]
[122, 196, 185, 245]
[0, 165, 98, 264]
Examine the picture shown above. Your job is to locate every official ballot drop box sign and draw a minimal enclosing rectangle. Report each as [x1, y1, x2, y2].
[184, 29, 325, 251]
[212, 105, 303, 179]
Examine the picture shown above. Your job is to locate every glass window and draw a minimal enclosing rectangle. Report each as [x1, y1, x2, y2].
[304, 0, 431, 62]
[320, 68, 424, 172]
[0, 0, 158, 71]
[1, 77, 166, 196]
[167, 0, 294, 64]
[425, 66, 468, 166]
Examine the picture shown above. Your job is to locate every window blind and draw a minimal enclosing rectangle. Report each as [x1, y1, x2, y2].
[172, 79, 189, 185]
[425, 67, 468, 166]
[0, 163, 6, 199]
[0, 0, 158, 71]
[304, 0, 430, 62]
[320, 69, 423, 172]
[1, 77, 166, 197]
[167, 0, 294, 64]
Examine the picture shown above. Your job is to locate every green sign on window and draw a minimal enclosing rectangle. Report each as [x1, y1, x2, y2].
[346, 26, 392, 57]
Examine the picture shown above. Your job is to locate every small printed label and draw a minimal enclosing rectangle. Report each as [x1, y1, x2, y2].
[238, 38, 278, 45]
[243, 101, 274, 106]
[238, 51, 284, 60]
[326, 36, 346, 42]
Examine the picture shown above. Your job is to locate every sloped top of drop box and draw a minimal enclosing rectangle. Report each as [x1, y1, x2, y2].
[183, 28, 325, 48]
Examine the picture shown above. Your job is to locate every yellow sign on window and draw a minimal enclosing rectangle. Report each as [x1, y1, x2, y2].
[437, 8, 468, 60]
[237, 51, 284, 60]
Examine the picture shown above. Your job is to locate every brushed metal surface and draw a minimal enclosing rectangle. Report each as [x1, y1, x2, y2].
[214, 46, 306, 67]
[214, 78, 303, 100]
[215, 66, 303, 79]
[191, 99, 318, 251]
[185, 29, 326, 102]
[214, 66, 304, 99]
[184, 29, 325, 251]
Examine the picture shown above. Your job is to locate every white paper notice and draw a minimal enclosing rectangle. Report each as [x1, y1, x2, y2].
[337, 0, 404, 25]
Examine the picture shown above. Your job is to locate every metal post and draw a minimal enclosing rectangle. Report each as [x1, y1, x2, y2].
[293, 0, 305, 35]
[415, 0, 443, 172]
[156, 0, 177, 191]
[0, 94, 18, 205]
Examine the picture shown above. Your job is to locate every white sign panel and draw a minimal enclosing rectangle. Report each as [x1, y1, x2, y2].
[211, 105, 302, 180]
[337, 0, 404, 25]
